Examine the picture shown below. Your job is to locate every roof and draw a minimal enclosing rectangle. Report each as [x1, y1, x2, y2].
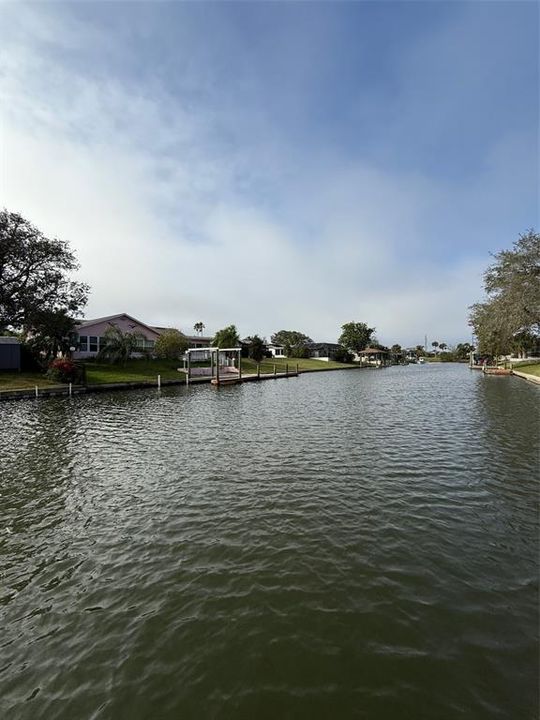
[306, 342, 341, 349]
[76, 313, 161, 337]
[358, 347, 389, 354]
[0, 336, 20, 344]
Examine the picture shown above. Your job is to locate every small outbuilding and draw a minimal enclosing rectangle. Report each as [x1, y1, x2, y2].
[0, 337, 21, 371]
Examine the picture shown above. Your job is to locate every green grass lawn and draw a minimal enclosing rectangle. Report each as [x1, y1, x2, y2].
[0, 372, 65, 391]
[0, 356, 358, 392]
[87, 356, 357, 384]
[511, 362, 540, 377]
[241, 356, 356, 374]
[85, 359, 185, 384]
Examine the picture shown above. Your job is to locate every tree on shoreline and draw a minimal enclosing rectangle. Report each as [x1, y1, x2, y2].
[0, 210, 89, 332]
[469, 230, 540, 356]
[338, 322, 375, 355]
[271, 330, 312, 356]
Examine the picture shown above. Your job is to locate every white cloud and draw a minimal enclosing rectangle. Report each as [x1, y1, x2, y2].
[0, 3, 530, 347]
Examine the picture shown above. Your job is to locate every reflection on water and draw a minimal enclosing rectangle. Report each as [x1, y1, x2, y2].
[0, 364, 538, 719]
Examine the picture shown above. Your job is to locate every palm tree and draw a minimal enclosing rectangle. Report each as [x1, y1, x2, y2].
[431, 341, 439, 352]
[98, 326, 146, 365]
[193, 322, 205, 337]
[439, 342, 447, 352]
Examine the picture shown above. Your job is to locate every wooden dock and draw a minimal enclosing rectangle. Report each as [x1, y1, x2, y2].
[210, 371, 298, 386]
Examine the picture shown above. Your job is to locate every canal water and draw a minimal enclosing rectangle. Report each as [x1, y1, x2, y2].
[0, 364, 538, 719]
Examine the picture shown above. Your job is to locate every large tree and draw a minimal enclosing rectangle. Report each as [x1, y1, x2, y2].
[212, 324, 240, 348]
[0, 210, 89, 331]
[469, 230, 540, 355]
[338, 322, 375, 355]
[271, 330, 313, 356]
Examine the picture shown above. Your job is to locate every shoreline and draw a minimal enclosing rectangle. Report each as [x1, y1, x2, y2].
[0, 363, 373, 402]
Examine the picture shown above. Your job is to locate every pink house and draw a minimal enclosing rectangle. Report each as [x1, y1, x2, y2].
[73, 313, 161, 359]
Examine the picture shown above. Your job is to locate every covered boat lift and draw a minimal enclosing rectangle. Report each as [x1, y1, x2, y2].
[184, 346, 243, 385]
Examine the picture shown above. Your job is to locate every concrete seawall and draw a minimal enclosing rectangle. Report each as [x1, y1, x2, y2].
[512, 369, 540, 385]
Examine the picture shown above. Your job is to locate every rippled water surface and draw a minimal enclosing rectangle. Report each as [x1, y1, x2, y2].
[0, 364, 538, 719]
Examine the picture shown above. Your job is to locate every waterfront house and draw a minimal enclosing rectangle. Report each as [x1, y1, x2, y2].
[73, 313, 161, 359]
[266, 344, 286, 358]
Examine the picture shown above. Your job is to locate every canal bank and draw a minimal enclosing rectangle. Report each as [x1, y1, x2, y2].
[0, 363, 372, 401]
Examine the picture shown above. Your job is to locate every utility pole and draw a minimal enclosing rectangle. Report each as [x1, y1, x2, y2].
[424, 334, 428, 352]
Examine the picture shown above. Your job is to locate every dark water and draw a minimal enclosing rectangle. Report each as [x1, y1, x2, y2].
[0, 364, 538, 719]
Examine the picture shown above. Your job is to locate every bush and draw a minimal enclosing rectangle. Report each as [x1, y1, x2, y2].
[46, 358, 82, 383]
[332, 345, 353, 363]
[154, 329, 188, 360]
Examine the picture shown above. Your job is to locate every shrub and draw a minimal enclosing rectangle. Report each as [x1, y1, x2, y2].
[46, 358, 81, 383]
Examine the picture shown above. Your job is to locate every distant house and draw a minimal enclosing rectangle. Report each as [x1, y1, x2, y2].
[306, 342, 343, 361]
[73, 313, 161, 359]
[0, 337, 21, 371]
[266, 344, 285, 358]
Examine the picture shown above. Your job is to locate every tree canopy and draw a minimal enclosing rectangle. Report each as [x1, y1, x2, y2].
[338, 322, 375, 354]
[212, 325, 240, 348]
[243, 335, 266, 362]
[154, 329, 188, 360]
[0, 210, 89, 332]
[270, 330, 312, 356]
[469, 230, 540, 356]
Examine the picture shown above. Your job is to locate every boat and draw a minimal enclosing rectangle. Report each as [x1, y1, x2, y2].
[418, 357, 426, 364]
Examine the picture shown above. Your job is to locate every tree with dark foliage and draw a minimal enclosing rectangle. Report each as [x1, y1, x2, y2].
[0, 210, 89, 332]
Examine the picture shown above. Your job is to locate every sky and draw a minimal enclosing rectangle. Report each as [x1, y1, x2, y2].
[1, 1, 538, 347]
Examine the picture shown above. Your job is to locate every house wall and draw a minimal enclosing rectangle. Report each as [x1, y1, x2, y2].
[267, 347, 285, 358]
[73, 316, 161, 359]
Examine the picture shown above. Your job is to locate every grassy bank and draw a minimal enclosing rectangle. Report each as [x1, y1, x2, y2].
[85, 359, 185, 384]
[0, 372, 65, 391]
[87, 356, 356, 383]
[511, 362, 540, 377]
[1, 356, 359, 392]
[241, 357, 356, 374]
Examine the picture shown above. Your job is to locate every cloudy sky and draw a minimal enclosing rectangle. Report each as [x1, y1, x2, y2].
[1, 1, 538, 346]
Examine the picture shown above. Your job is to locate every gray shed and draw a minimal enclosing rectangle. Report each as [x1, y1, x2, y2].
[0, 337, 21, 370]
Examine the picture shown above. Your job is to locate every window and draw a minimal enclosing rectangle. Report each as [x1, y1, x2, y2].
[89, 336, 98, 352]
[79, 335, 88, 351]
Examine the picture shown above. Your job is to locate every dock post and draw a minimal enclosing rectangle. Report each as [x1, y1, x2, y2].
[238, 349, 242, 380]
[69, 382, 72, 396]
[257, 363, 260, 379]
[273, 364, 276, 376]
[285, 363, 288, 376]
[157, 374, 161, 389]
[296, 363, 299, 375]
[216, 350, 220, 385]
[35, 385, 38, 398]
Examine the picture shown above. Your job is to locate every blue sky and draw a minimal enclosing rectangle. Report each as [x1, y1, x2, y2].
[1, 1, 538, 345]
